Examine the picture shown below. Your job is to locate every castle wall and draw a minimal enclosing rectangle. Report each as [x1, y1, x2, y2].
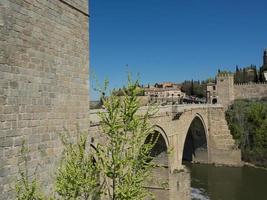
[211, 74, 267, 107]
[0, 0, 89, 199]
[234, 83, 267, 100]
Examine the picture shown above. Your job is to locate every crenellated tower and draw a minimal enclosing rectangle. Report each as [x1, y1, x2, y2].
[216, 72, 235, 107]
[263, 49, 267, 66]
[262, 49, 267, 81]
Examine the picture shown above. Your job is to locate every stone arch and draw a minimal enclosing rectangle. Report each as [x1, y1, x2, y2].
[144, 125, 170, 199]
[212, 98, 218, 104]
[152, 125, 169, 147]
[181, 113, 209, 164]
[145, 125, 169, 166]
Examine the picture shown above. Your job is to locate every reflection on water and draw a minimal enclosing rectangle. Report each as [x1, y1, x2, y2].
[187, 163, 267, 200]
[191, 188, 209, 200]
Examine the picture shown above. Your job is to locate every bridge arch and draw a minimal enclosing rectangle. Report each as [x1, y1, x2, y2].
[152, 125, 169, 147]
[144, 125, 170, 199]
[90, 105, 241, 172]
[181, 113, 209, 163]
[145, 125, 169, 165]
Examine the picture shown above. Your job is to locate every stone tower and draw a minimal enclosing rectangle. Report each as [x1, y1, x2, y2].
[263, 49, 267, 66]
[261, 49, 267, 81]
[216, 73, 235, 106]
[0, 0, 89, 199]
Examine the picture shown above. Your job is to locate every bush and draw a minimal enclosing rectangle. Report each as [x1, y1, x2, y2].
[16, 141, 46, 200]
[226, 99, 267, 167]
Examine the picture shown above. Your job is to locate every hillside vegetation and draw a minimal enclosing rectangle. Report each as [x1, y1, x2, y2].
[226, 99, 267, 167]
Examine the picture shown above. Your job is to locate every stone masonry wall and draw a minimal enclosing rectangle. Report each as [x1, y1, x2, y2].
[208, 107, 242, 166]
[234, 83, 267, 100]
[216, 74, 235, 106]
[0, 0, 89, 199]
[214, 74, 267, 107]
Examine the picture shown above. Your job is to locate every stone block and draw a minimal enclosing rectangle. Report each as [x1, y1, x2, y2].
[0, 137, 13, 148]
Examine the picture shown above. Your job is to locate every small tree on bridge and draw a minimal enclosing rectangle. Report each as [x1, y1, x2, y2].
[95, 76, 159, 200]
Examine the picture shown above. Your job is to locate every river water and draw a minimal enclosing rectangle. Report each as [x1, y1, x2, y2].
[187, 163, 267, 200]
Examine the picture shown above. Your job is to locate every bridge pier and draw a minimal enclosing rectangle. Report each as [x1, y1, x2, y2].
[207, 107, 242, 166]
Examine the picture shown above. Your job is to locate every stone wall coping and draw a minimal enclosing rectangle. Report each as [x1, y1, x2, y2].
[90, 104, 224, 124]
[234, 82, 267, 86]
[90, 104, 223, 113]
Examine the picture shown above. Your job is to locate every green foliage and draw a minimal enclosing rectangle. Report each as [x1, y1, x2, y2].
[55, 133, 101, 200]
[247, 103, 267, 150]
[226, 100, 267, 166]
[206, 77, 215, 83]
[16, 141, 45, 200]
[96, 76, 158, 200]
[225, 100, 248, 148]
[113, 86, 145, 97]
[181, 80, 206, 98]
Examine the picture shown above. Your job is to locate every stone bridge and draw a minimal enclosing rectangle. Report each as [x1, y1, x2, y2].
[90, 104, 241, 170]
[90, 104, 241, 200]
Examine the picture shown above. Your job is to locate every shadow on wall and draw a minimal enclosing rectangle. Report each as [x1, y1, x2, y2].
[145, 131, 168, 167]
[144, 131, 170, 200]
[182, 117, 208, 163]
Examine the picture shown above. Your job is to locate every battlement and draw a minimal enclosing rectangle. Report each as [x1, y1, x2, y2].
[208, 50, 267, 106]
[234, 82, 267, 100]
[234, 82, 267, 86]
[217, 72, 234, 78]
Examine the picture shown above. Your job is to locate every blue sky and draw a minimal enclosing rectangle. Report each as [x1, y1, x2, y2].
[90, 0, 267, 100]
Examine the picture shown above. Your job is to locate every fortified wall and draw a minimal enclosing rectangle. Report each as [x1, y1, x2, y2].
[234, 82, 267, 100]
[211, 73, 267, 106]
[0, 0, 89, 199]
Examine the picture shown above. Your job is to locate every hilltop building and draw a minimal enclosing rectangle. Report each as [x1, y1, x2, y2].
[144, 82, 185, 99]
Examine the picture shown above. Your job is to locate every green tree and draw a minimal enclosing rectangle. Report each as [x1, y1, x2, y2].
[225, 100, 249, 149]
[226, 100, 267, 167]
[95, 76, 159, 200]
[181, 80, 206, 98]
[16, 141, 45, 200]
[247, 103, 267, 150]
[55, 133, 101, 200]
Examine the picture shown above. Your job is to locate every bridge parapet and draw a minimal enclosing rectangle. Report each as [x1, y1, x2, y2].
[90, 104, 224, 124]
